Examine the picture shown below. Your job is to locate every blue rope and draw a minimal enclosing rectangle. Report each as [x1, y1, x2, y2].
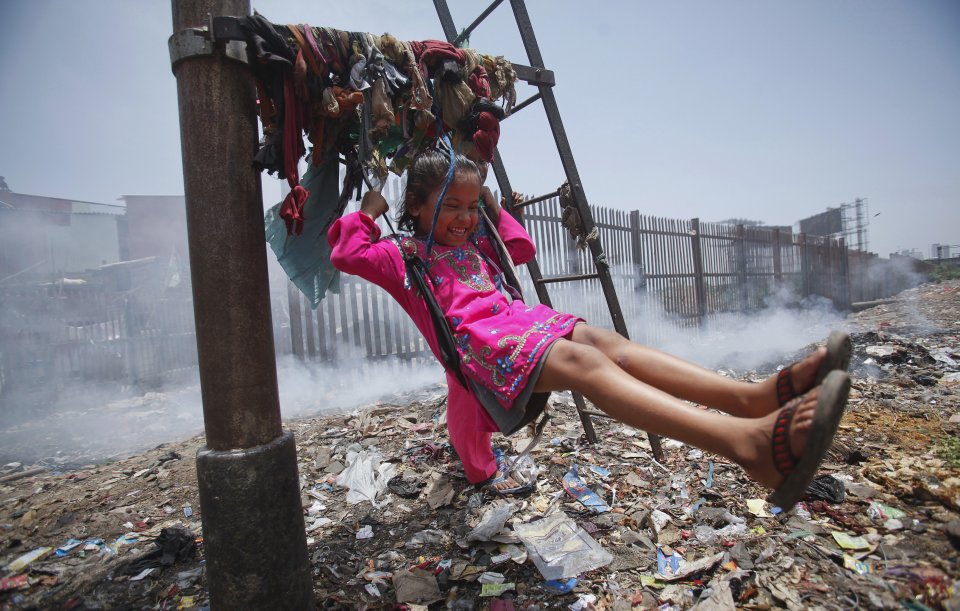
[424, 125, 456, 256]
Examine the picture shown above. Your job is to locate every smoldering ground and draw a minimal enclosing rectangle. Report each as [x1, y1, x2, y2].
[0, 275, 859, 469]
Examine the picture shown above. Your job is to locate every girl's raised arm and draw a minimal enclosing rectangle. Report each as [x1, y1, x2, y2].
[328, 208, 404, 292]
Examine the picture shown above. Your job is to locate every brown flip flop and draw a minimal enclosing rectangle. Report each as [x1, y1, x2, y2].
[767, 370, 851, 510]
[776, 331, 852, 407]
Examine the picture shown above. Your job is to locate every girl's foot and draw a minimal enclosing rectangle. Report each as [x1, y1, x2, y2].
[739, 370, 851, 509]
[754, 331, 852, 417]
[479, 448, 535, 496]
[746, 347, 825, 418]
[773, 347, 827, 407]
[481, 470, 533, 496]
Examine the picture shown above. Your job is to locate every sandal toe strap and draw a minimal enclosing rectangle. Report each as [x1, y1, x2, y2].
[772, 401, 800, 477]
[776, 366, 797, 407]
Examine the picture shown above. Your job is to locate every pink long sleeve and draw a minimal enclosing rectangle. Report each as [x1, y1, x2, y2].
[495, 211, 537, 265]
[328, 211, 406, 293]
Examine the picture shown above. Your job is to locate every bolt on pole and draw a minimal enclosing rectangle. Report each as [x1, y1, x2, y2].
[170, 0, 312, 607]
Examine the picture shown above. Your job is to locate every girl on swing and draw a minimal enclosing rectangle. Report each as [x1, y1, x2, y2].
[328, 149, 851, 510]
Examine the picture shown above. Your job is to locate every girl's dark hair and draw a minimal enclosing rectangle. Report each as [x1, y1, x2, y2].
[397, 150, 481, 233]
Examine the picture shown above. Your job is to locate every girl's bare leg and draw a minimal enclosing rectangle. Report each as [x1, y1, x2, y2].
[533, 339, 820, 489]
[569, 324, 826, 418]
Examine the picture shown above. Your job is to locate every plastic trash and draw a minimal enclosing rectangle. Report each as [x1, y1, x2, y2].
[570, 593, 598, 611]
[356, 525, 373, 539]
[513, 512, 613, 580]
[696, 507, 744, 526]
[543, 577, 577, 595]
[650, 509, 672, 532]
[657, 547, 682, 576]
[502, 452, 540, 488]
[489, 552, 512, 565]
[335, 450, 397, 506]
[479, 571, 505, 584]
[480, 583, 515, 597]
[804, 474, 846, 504]
[867, 501, 907, 521]
[832, 531, 870, 550]
[55, 539, 83, 556]
[6, 547, 52, 572]
[405, 529, 446, 549]
[694, 525, 717, 545]
[465, 501, 517, 542]
[0, 575, 29, 592]
[387, 474, 422, 499]
[562, 465, 611, 513]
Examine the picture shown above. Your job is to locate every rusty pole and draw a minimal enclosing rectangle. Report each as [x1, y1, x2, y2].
[170, 1, 312, 607]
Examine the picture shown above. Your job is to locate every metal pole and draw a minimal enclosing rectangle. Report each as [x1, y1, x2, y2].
[170, 2, 312, 608]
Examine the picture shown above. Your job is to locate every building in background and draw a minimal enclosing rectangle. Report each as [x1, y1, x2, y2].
[0, 191, 125, 283]
[893, 248, 925, 260]
[798, 198, 870, 252]
[931, 243, 958, 260]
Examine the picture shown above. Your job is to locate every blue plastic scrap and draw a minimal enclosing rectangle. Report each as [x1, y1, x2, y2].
[656, 547, 682, 578]
[562, 465, 611, 514]
[543, 577, 577, 595]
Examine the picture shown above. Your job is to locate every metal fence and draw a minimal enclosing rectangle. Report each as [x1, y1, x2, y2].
[1, 197, 925, 396]
[0, 280, 197, 398]
[283, 196, 883, 365]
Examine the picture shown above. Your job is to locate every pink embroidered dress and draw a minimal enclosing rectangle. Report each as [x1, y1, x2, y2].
[328, 210, 580, 413]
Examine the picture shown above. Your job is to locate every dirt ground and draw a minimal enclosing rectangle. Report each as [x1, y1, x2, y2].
[1, 281, 958, 610]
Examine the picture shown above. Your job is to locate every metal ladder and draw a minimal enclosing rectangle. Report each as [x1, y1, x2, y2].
[433, 0, 664, 460]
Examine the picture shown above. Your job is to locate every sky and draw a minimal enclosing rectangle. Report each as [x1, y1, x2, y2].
[1, 0, 958, 258]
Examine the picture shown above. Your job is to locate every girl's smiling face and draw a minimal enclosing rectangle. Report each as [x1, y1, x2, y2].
[411, 170, 483, 247]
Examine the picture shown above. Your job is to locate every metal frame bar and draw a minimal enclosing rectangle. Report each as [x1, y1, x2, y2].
[515, 188, 561, 210]
[433, 0, 668, 458]
[453, 0, 506, 47]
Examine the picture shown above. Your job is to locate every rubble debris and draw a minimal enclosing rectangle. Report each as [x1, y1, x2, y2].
[1, 280, 958, 609]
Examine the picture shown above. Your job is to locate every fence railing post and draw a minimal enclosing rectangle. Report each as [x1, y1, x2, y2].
[799, 233, 811, 297]
[690, 218, 706, 322]
[772, 228, 783, 285]
[287, 281, 305, 361]
[838, 238, 851, 309]
[629, 210, 646, 292]
[736, 224, 748, 309]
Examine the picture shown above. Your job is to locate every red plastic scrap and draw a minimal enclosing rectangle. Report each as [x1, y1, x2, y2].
[0, 574, 29, 592]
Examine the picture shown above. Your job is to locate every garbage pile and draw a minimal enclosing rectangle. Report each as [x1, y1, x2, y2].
[1, 280, 958, 610]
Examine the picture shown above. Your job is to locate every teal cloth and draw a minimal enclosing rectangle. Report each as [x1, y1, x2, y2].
[265, 153, 342, 309]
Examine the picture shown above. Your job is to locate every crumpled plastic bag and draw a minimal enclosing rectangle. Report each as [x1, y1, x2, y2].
[465, 500, 517, 542]
[804, 474, 846, 504]
[336, 450, 396, 506]
[502, 452, 539, 487]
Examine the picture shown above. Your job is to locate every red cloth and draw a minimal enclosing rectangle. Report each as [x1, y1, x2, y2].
[409, 39, 466, 83]
[279, 185, 308, 235]
[279, 77, 310, 235]
[468, 65, 491, 99]
[472, 111, 500, 162]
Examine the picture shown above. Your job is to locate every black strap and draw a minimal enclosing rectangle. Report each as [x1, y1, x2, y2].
[477, 207, 524, 300]
[403, 252, 470, 389]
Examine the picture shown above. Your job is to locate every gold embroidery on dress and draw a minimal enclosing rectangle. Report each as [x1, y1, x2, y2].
[432, 248, 494, 292]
